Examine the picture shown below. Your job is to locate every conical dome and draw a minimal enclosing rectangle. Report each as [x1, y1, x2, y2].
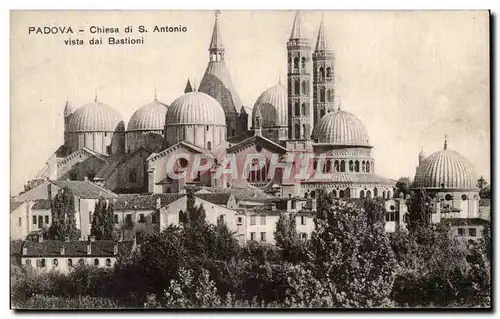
[414, 149, 477, 189]
[127, 99, 168, 132]
[166, 92, 226, 126]
[252, 83, 288, 127]
[67, 101, 124, 132]
[311, 109, 370, 146]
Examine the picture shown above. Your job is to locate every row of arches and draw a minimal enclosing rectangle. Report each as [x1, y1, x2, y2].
[313, 159, 373, 173]
[314, 87, 334, 103]
[290, 56, 307, 71]
[289, 79, 309, 96]
[314, 66, 333, 80]
[307, 187, 393, 199]
[291, 123, 310, 139]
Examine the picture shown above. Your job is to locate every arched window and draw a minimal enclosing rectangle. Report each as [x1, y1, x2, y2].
[366, 190, 372, 198]
[295, 102, 300, 116]
[387, 191, 392, 199]
[295, 124, 300, 139]
[301, 57, 306, 69]
[332, 189, 337, 197]
[326, 67, 332, 78]
[326, 160, 331, 173]
[294, 57, 299, 70]
[320, 109, 325, 118]
[319, 67, 325, 79]
[67, 259, 73, 267]
[313, 160, 317, 170]
[301, 103, 306, 116]
[349, 160, 354, 172]
[374, 187, 378, 197]
[362, 161, 366, 172]
[302, 124, 307, 138]
[301, 81, 307, 94]
[320, 87, 325, 102]
[339, 190, 345, 198]
[366, 162, 371, 173]
[327, 90, 333, 102]
[78, 258, 85, 266]
[179, 210, 184, 223]
[207, 141, 212, 150]
[334, 160, 339, 172]
[106, 259, 112, 267]
[360, 190, 365, 199]
[382, 190, 386, 199]
[53, 259, 58, 267]
[345, 188, 350, 198]
[94, 258, 99, 266]
[311, 191, 316, 198]
[340, 160, 345, 172]
[294, 79, 300, 95]
[355, 161, 360, 172]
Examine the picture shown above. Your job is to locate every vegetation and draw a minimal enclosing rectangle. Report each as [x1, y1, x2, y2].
[47, 187, 80, 240]
[395, 177, 413, 198]
[11, 189, 491, 309]
[90, 197, 115, 240]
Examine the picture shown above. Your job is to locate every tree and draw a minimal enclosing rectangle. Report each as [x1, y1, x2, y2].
[477, 176, 490, 199]
[405, 188, 433, 233]
[395, 177, 412, 198]
[309, 191, 396, 307]
[274, 213, 307, 262]
[90, 197, 115, 240]
[48, 187, 79, 240]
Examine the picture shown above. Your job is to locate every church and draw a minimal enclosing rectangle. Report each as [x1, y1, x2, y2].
[28, 11, 397, 200]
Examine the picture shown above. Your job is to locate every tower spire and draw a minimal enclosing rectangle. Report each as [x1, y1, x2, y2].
[444, 134, 448, 150]
[94, 90, 98, 102]
[154, 87, 157, 100]
[184, 79, 193, 93]
[315, 13, 328, 51]
[290, 11, 303, 39]
[209, 10, 224, 55]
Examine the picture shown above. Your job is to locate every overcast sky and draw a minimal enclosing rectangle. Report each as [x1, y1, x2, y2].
[10, 10, 490, 195]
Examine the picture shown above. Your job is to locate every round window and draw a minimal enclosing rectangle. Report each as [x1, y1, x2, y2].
[445, 194, 453, 201]
[178, 157, 188, 168]
[461, 194, 468, 200]
[390, 205, 395, 211]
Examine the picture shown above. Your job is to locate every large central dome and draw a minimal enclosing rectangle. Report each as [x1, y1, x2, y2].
[166, 92, 226, 126]
[414, 149, 477, 189]
[311, 109, 370, 146]
[68, 101, 125, 132]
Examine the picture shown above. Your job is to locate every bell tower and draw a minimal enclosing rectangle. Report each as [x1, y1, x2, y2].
[312, 15, 335, 125]
[287, 11, 313, 140]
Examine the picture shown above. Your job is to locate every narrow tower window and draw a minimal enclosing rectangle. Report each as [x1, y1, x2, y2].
[319, 67, 325, 79]
[295, 124, 300, 139]
[294, 57, 299, 70]
[294, 80, 300, 95]
[301, 57, 306, 69]
[295, 102, 300, 116]
[320, 88, 325, 103]
[301, 103, 306, 116]
[326, 67, 332, 78]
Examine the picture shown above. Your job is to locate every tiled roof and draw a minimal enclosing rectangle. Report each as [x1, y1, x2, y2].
[51, 180, 117, 199]
[10, 201, 24, 213]
[194, 186, 273, 201]
[22, 240, 134, 257]
[304, 173, 396, 185]
[32, 199, 51, 210]
[194, 193, 232, 205]
[114, 193, 185, 210]
[95, 153, 126, 180]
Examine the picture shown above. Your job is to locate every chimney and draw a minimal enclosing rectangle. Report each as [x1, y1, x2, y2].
[90, 235, 96, 242]
[87, 242, 92, 255]
[113, 242, 118, 255]
[60, 245, 65, 255]
[22, 246, 27, 255]
[156, 197, 161, 209]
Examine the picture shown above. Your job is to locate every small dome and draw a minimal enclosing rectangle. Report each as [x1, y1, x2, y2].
[127, 99, 168, 132]
[166, 92, 226, 126]
[67, 101, 124, 132]
[311, 109, 370, 146]
[414, 149, 477, 189]
[252, 83, 287, 127]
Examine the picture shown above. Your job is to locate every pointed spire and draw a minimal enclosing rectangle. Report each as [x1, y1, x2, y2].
[209, 10, 224, 52]
[94, 90, 98, 102]
[337, 96, 341, 111]
[64, 98, 73, 116]
[154, 87, 158, 100]
[290, 11, 304, 39]
[254, 105, 262, 136]
[315, 13, 328, 51]
[444, 134, 448, 150]
[184, 79, 193, 93]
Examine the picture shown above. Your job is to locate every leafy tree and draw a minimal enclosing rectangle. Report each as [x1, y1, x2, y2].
[90, 197, 115, 240]
[309, 191, 396, 307]
[48, 187, 79, 240]
[274, 213, 307, 262]
[477, 176, 490, 199]
[405, 188, 433, 233]
[395, 177, 412, 198]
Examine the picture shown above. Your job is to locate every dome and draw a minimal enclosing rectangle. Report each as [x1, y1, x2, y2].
[252, 83, 288, 127]
[127, 99, 168, 132]
[414, 149, 478, 189]
[311, 109, 370, 146]
[166, 92, 226, 126]
[67, 101, 124, 132]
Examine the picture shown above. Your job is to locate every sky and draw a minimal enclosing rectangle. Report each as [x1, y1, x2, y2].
[10, 10, 490, 195]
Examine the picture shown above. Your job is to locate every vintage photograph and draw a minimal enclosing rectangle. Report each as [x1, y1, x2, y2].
[10, 10, 490, 309]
